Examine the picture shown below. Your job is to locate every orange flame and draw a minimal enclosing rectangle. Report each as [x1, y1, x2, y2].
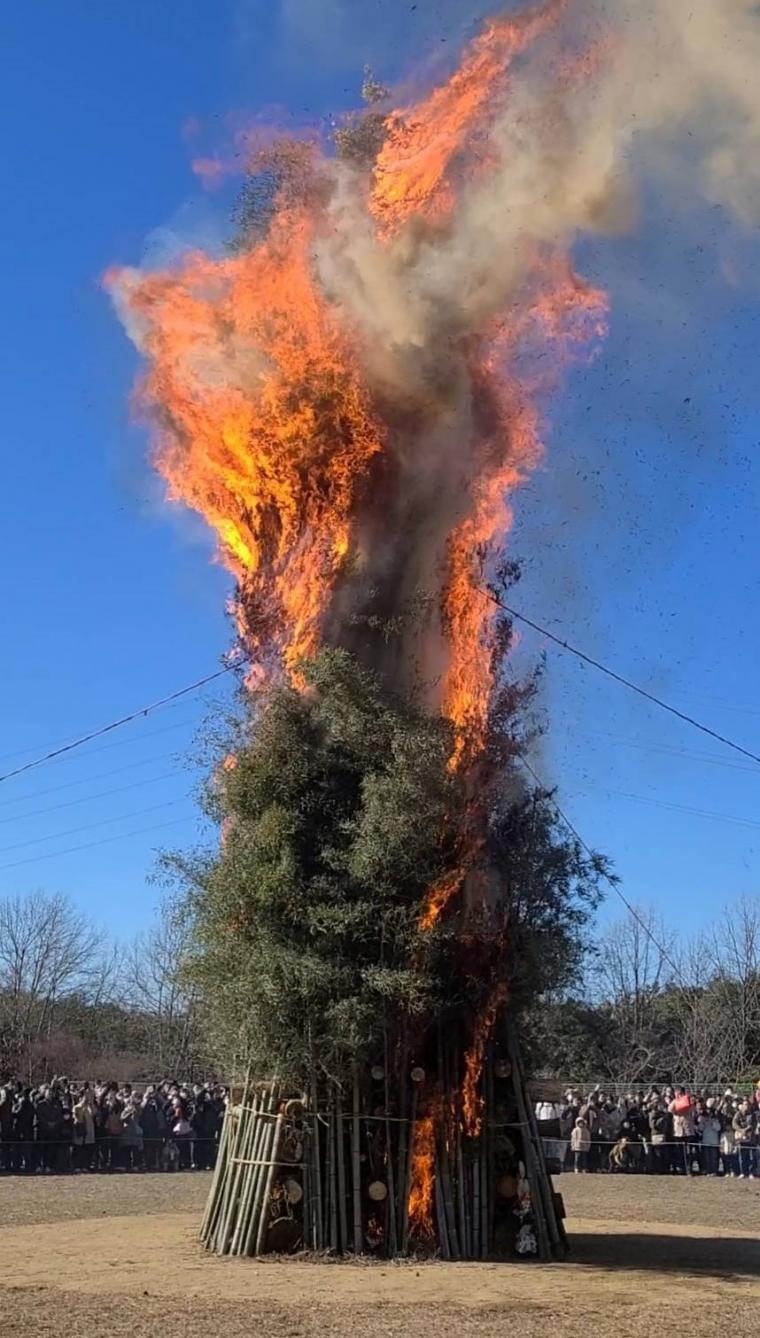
[107, 208, 383, 678]
[110, 5, 606, 765]
[462, 982, 507, 1136]
[408, 1113, 436, 1240]
[372, 3, 564, 233]
[419, 868, 464, 933]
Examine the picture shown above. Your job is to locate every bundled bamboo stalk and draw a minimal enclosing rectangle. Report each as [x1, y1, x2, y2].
[512, 1039, 567, 1257]
[233, 1092, 270, 1254]
[201, 1030, 562, 1265]
[214, 1085, 254, 1254]
[255, 1109, 285, 1254]
[199, 1103, 231, 1245]
[505, 1027, 556, 1261]
[240, 1087, 278, 1256]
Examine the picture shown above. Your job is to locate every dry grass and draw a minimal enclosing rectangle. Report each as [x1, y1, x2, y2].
[1, 1166, 209, 1227]
[1, 1171, 759, 1337]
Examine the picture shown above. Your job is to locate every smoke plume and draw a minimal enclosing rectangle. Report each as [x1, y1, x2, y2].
[108, 0, 760, 757]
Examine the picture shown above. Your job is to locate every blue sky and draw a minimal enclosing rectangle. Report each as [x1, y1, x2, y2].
[1, 0, 759, 943]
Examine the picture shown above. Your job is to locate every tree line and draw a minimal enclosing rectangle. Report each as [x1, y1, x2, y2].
[4, 882, 759, 1092]
[0, 890, 202, 1082]
[528, 899, 760, 1088]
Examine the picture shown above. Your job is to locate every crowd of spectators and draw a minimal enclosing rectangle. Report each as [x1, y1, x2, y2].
[0, 1077, 227, 1173]
[538, 1083, 760, 1177]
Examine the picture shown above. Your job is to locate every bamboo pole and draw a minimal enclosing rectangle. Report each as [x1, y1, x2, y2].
[457, 1123, 468, 1257]
[400, 1083, 418, 1254]
[200, 1104, 230, 1244]
[456, 1115, 469, 1259]
[214, 1078, 252, 1254]
[254, 1110, 285, 1255]
[486, 1052, 496, 1256]
[351, 1066, 363, 1254]
[383, 1040, 398, 1258]
[438, 1121, 460, 1260]
[328, 1093, 339, 1252]
[336, 1086, 348, 1254]
[310, 1066, 324, 1251]
[239, 1086, 277, 1256]
[512, 1038, 566, 1257]
[472, 1151, 481, 1258]
[395, 1039, 409, 1244]
[302, 1101, 312, 1252]
[434, 1155, 450, 1261]
[230, 1092, 261, 1254]
[480, 1058, 490, 1258]
[506, 1028, 551, 1261]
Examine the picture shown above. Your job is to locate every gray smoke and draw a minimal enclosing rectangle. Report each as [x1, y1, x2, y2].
[316, 0, 760, 362]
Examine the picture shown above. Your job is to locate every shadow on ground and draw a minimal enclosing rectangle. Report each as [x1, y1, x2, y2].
[569, 1232, 760, 1278]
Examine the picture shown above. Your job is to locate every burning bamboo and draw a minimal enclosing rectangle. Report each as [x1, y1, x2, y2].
[202, 1017, 563, 1264]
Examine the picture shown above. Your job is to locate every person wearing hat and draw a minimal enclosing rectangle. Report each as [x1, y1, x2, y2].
[570, 1116, 591, 1173]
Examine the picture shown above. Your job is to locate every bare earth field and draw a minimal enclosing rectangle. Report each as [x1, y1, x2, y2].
[1, 1172, 759, 1336]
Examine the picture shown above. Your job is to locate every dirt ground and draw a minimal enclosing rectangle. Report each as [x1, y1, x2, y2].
[1, 1172, 759, 1336]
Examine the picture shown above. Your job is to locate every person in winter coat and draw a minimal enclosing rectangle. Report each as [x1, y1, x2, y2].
[720, 1120, 737, 1177]
[191, 1094, 218, 1171]
[35, 1087, 62, 1173]
[171, 1101, 193, 1170]
[648, 1101, 671, 1175]
[733, 1101, 757, 1179]
[140, 1089, 165, 1172]
[58, 1086, 74, 1173]
[668, 1089, 696, 1175]
[120, 1101, 144, 1171]
[72, 1090, 96, 1172]
[0, 1086, 13, 1172]
[570, 1117, 591, 1173]
[104, 1097, 125, 1171]
[697, 1100, 722, 1176]
[12, 1089, 35, 1171]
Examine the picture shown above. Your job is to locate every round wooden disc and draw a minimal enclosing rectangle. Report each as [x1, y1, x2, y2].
[280, 1137, 304, 1163]
[284, 1177, 303, 1204]
[368, 1180, 388, 1201]
[410, 1066, 425, 1084]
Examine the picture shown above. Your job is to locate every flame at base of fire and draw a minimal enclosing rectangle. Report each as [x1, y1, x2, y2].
[462, 983, 507, 1137]
[408, 1113, 437, 1240]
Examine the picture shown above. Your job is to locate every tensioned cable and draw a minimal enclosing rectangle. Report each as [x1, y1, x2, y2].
[485, 589, 760, 768]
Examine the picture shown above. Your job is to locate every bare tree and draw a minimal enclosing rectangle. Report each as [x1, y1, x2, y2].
[121, 902, 199, 1076]
[593, 906, 676, 1083]
[0, 891, 107, 1077]
[668, 933, 726, 1088]
[706, 896, 760, 1082]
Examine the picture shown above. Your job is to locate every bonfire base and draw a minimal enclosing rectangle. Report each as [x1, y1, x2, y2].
[201, 1032, 566, 1263]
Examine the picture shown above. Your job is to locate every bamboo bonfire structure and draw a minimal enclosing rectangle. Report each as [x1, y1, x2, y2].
[201, 1020, 566, 1262]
